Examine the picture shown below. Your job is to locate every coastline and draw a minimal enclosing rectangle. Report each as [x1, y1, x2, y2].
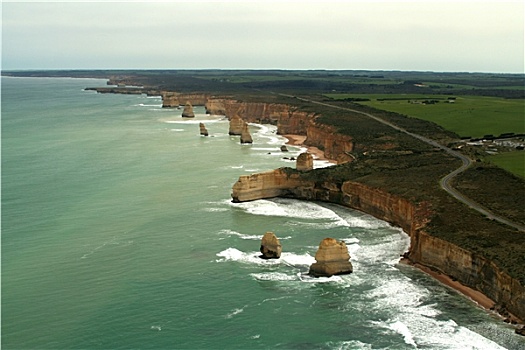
[283, 134, 335, 164]
[284, 133, 523, 327]
[402, 259, 522, 325]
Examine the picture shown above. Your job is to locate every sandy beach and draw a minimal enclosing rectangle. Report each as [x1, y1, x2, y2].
[401, 259, 523, 325]
[283, 134, 335, 164]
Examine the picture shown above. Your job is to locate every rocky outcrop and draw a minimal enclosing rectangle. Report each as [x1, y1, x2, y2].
[231, 169, 314, 203]
[260, 232, 282, 259]
[240, 123, 253, 144]
[280, 145, 289, 152]
[199, 123, 209, 136]
[306, 123, 354, 164]
[309, 238, 353, 277]
[229, 115, 244, 135]
[231, 170, 525, 321]
[296, 153, 313, 171]
[205, 98, 354, 164]
[162, 93, 209, 108]
[182, 101, 195, 118]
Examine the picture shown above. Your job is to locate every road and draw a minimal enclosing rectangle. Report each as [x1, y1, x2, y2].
[282, 94, 525, 232]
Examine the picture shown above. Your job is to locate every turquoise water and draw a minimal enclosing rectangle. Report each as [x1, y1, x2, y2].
[2, 77, 524, 349]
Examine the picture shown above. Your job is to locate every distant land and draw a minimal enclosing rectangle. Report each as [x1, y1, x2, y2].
[4, 69, 525, 333]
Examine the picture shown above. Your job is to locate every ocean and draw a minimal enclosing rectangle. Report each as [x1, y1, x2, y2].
[2, 76, 524, 349]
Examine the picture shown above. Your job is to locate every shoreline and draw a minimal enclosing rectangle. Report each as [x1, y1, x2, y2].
[282, 134, 335, 165]
[401, 259, 522, 325]
[284, 133, 523, 327]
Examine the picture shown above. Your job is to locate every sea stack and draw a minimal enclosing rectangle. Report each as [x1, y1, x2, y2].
[229, 115, 244, 135]
[309, 238, 353, 277]
[296, 152, 314, 171]
[240, 122, 253, 144]
[199, 123, 209, 136]
[260, 232, 282, 259]
[181, 101, 195, 118]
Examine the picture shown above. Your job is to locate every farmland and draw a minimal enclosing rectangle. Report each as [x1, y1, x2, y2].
[325, 93, 525, 139]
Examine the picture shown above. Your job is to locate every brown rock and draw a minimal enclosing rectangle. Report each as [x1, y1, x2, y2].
[240, 122, 253, 144]
[182, 101, 195, 118]
[309, 238, 353, 277]
[260, 232, 282, 259]
[296, 152, 314, 171]
[199, 123, 209, 136]
[229, 115, 244, 135]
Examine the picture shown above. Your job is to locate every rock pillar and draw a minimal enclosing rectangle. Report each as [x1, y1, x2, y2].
[260, 232, 282, 259]
[297, 153, 314, 171]
[240, 122, 253, 144]
[309, 238, 353, 277]
[199, 123, 209, 136]
[182, 101, 195, 118]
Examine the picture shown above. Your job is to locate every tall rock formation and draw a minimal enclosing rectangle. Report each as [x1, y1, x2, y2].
[260, 232, 282, 259]
[199, 123, 209, 136]
[229, 115, 244, 135]
[309, 238, 353, 277]
[182, 101, 195, 118]
[240, 122, 253, 144]
[296, 153, 314, 171]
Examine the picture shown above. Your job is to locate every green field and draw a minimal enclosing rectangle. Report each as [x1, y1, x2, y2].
[487, 152, 525, 178]
[326, 94, 525, 138]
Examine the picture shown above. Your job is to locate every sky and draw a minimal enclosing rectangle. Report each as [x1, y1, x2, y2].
[2, 1, 524, 73]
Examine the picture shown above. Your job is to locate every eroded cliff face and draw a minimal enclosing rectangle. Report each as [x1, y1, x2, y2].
[230, 171, 525, 321]
[206, 98, 354, 164]
[162, 93, 209, 108]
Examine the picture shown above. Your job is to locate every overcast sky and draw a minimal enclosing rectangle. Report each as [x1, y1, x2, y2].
[2, 1, 524, 73]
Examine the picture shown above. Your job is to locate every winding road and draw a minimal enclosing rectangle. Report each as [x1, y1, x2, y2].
[282, 94, 525, 232]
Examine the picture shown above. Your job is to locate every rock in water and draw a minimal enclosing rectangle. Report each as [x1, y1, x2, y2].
[280, 145, 289, 152]
[228, 115, 244, 135]
[260, 232, 282, 259]
[309, 238, 353, 277]
[181, 101, 195, 118]
[199, 123, 209, 136]
[240, 122, 253, 144]
[296, 152, 313, 171]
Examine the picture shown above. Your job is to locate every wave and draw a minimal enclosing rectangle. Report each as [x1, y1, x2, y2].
[230, 198, 350, 228]
[216, 248, 315, 268]
[217, 229, 292, 241]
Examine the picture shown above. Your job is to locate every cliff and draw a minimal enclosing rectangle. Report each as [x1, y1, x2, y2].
[206, 98, 354, 164]
[162, 92, 209, 108]
[231, 169, 525, 321]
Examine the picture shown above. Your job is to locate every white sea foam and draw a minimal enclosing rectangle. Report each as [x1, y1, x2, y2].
[225, 305, 248, 319]
[218, 229, 292, 241]
[325, 340, 372, 350]
[170, 128, 184, 132]
[216, 248, 314, 268]
[389, 320, 417, 347]
[250, 272, 297, 282]
[230, 198, 350, 228]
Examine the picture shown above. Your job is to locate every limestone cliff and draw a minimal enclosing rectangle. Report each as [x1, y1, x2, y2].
[205, 98, 354, 164]
[230, 170, 525, 321]
[162, 93, 209, 108]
